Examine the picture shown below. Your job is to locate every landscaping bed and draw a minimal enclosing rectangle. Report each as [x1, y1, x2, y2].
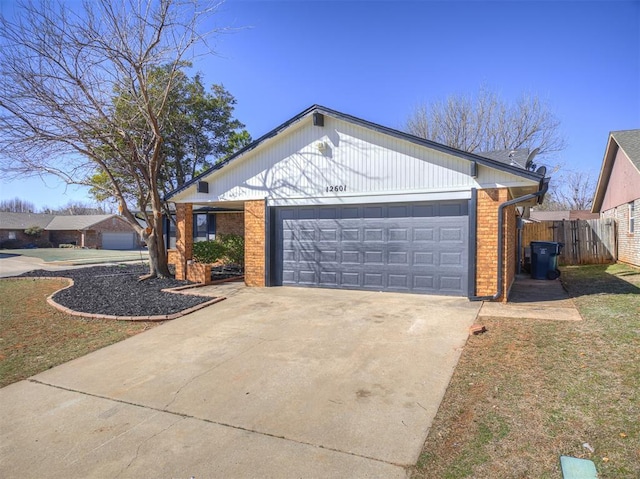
[19, 264, 212, 316]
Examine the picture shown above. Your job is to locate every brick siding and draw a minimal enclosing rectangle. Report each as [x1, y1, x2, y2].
[216, 212, 245, 237]
[244, 200, 266, 287]
[476, 188, 516, 302]
[602, 198, 640, 267]
[92, 216, 141, 249]
[173, 203, 193, 280]
[0, 229, 51, 248]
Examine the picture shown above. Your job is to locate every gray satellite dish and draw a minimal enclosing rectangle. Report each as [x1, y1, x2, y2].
[525, 147, 541, 170]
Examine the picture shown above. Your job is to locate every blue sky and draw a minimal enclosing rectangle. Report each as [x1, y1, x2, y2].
[1, 0, 639, 210]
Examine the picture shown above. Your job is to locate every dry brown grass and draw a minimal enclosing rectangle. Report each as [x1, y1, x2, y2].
[0, 278, 160, 388]
[412, 264, 640, 479]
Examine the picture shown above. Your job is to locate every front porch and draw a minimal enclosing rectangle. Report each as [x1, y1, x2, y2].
[167, 200, 266, 286]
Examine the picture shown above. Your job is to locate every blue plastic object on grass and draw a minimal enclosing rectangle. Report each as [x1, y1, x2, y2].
[560, 455, 598, 479]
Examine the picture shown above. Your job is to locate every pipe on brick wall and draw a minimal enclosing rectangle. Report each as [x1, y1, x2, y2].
[470, 179, 549, 301]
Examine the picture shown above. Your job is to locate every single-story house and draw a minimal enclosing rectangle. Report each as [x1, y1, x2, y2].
[0, 212, 54, 248]
[592, 129, 640, 267]
[0, 212, 141, 250]
[165, 105, 548, 301]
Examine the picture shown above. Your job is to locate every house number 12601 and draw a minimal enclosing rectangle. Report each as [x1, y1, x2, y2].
[326, 185, 347, 193]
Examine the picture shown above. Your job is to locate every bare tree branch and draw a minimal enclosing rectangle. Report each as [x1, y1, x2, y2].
[0, 0, 222, 278]
[405, 86, 567, 159]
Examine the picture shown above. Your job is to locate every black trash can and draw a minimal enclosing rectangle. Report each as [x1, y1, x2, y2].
[530, 241, 563, 280]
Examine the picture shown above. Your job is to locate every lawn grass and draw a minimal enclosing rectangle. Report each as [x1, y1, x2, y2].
[2, 247, 147, 263]
[412, 263, 640, 479]
[0, 278, 160, 388]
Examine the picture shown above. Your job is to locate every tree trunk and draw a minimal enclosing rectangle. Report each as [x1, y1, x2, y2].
[151, 211, 171, 278]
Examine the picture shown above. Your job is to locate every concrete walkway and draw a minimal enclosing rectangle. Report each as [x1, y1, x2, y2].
[0, 286, 481, 478]
[478, 275, 583, 321]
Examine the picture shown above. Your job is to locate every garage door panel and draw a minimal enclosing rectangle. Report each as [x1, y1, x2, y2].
[364, 273, 383, 287]
[364, 229, 383, 241]
[441, 252, 463, 265]
[341, 272, 360, 286]
[440, 227, 463, 241]
[341, 229, 360, 241]
[319, 229, 337, 241]
[414, 275, 435, 290]
[440, 275, 464, 292]
[320, 271, 338, 285]
[102, 232, 135, 250]
[364, 251, 384, 264]
[388, 251, 408, 264]
[414, 228, 435, 241]
[389, 228, 408, 241]
[275, 202, 468, 296]
[414, 251, 435, 265]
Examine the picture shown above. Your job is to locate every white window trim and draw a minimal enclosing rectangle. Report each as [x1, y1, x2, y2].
[629, 202, 635, 234]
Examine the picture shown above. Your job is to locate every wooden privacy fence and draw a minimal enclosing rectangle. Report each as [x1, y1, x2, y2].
[521, 219, 617, 265]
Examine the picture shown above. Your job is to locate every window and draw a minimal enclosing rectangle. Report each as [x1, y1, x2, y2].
[630, 202, 636, 234]
[166, 218, 176, 249]
[8, 231, 16, 240]
[164, 212, 217, 249]
[193, 213, 216, 242]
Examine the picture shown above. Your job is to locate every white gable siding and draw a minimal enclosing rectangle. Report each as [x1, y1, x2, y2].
[173, 115, 537, 205]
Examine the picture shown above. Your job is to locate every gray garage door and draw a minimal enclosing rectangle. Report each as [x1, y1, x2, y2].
[274, 201, 469, 296]
[102, 232, 135, 250]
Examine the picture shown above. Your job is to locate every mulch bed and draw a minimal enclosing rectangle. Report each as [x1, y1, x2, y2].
[18, 264, 213, 317]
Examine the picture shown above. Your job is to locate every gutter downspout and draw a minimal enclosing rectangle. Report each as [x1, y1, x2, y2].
[470, 179, 549, 301]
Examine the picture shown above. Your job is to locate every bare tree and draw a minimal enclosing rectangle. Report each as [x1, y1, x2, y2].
[41, 201, 108, 216]
[0, 197, 36, 213]
[406, 86, 566, 159]
[0, 0, 221, 278]
[554, 171, 596, 210]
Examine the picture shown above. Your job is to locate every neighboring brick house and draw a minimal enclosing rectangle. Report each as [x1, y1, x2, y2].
[592, 129, 640, 267]
[0, 212, 141, 249]
[165, 105, 549, 301]
[0, 212, 54, 248]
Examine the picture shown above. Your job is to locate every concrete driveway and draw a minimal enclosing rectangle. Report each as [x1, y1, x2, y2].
[0, 286, 481, 478]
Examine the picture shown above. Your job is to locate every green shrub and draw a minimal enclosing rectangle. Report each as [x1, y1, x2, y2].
[191, 235, 245, 270]
[24, 225, 44, 238]
[192, 240, 226, 264]
[219, 234, 244, 267]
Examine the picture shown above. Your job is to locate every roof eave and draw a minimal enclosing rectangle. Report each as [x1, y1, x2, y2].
[166, 104, 544, 202]
[591, 134, 617, 213]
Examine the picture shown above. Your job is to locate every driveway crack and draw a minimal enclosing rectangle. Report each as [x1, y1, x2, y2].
[115, 417, 185, 478]
[162, 338, 269, 410]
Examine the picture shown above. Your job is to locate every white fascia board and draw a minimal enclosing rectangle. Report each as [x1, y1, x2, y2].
[267, 189, 472, 207]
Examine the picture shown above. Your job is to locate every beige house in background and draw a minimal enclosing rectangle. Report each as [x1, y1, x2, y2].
[592, 130, 640, 267]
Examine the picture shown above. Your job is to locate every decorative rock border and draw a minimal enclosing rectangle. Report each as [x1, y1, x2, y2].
[1, 276, 228, 321]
